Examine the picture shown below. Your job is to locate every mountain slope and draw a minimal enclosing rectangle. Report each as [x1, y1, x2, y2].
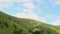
[0, 11, 60, 34]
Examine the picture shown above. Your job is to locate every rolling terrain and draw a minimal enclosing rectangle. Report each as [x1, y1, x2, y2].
[0, 11, 60, 34]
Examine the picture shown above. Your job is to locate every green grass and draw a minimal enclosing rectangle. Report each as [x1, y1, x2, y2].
[0, 11, 60, 34]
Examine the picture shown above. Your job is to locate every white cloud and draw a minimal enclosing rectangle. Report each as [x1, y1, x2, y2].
[54, 0, 60, 5]
[18, 0, 32, 2]
[13, 9, 47, 22]
[0, 3, 12, 9]
[0, 0, 32, 3]
[22, 3, 35, 9]
[19, 0, 35, 9]
[50, 19, 60, 26]
[35, 0, 42, 3]
[44, 14, 58, 19]
[35, 0, 47, 4]
[0, 0, 34, 9]
[0, 0, 14, 9]
[44, 14, 53, 18]
[0, 0, 17, 2]
[49, 0, 60, 5]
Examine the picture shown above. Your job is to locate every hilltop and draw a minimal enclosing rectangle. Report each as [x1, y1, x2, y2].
[0, 11, 60, 34]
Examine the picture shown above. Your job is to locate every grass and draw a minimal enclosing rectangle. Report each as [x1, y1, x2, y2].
[0, 11, 60, 34]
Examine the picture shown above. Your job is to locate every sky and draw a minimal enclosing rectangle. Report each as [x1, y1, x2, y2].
[0, 0, 60, 25]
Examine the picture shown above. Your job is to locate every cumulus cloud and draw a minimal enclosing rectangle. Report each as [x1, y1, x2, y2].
[0, 0, 14, 9]
[0, 0, 17, 2]
[49, 0, 60, 5]
[19, 0, 35, 9]
[35, 0, 42, 3]
[22, 3, 35, 9]
[54, 0, 60, 5]
[0, 0, 35, 9]
[44, 14, 58, 19]
[0, 0, 44, 9]
[0, 2, 12, 9]
[44, 14, 53, 18]
[18, 0, 32, 2]
[13, 9, 47, 22]
[0, 0, 32, 3]
[50, 19, 60, 26]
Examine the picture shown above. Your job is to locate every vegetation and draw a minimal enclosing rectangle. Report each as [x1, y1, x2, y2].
[0, 11, 60, 34]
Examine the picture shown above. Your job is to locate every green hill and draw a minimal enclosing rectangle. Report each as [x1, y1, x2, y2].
[0, 11, 60, 34]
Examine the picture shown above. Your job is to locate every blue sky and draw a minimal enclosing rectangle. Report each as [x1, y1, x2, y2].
[0, 0, 60, 25]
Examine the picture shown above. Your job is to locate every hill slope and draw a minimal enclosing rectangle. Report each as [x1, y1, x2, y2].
[0, 11, 60, 34]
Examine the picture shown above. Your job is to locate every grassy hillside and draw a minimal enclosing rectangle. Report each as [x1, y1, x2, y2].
[0, 11, 60, 34]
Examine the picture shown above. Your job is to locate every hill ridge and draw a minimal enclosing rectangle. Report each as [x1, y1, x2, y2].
[0, 11, 60, 34]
